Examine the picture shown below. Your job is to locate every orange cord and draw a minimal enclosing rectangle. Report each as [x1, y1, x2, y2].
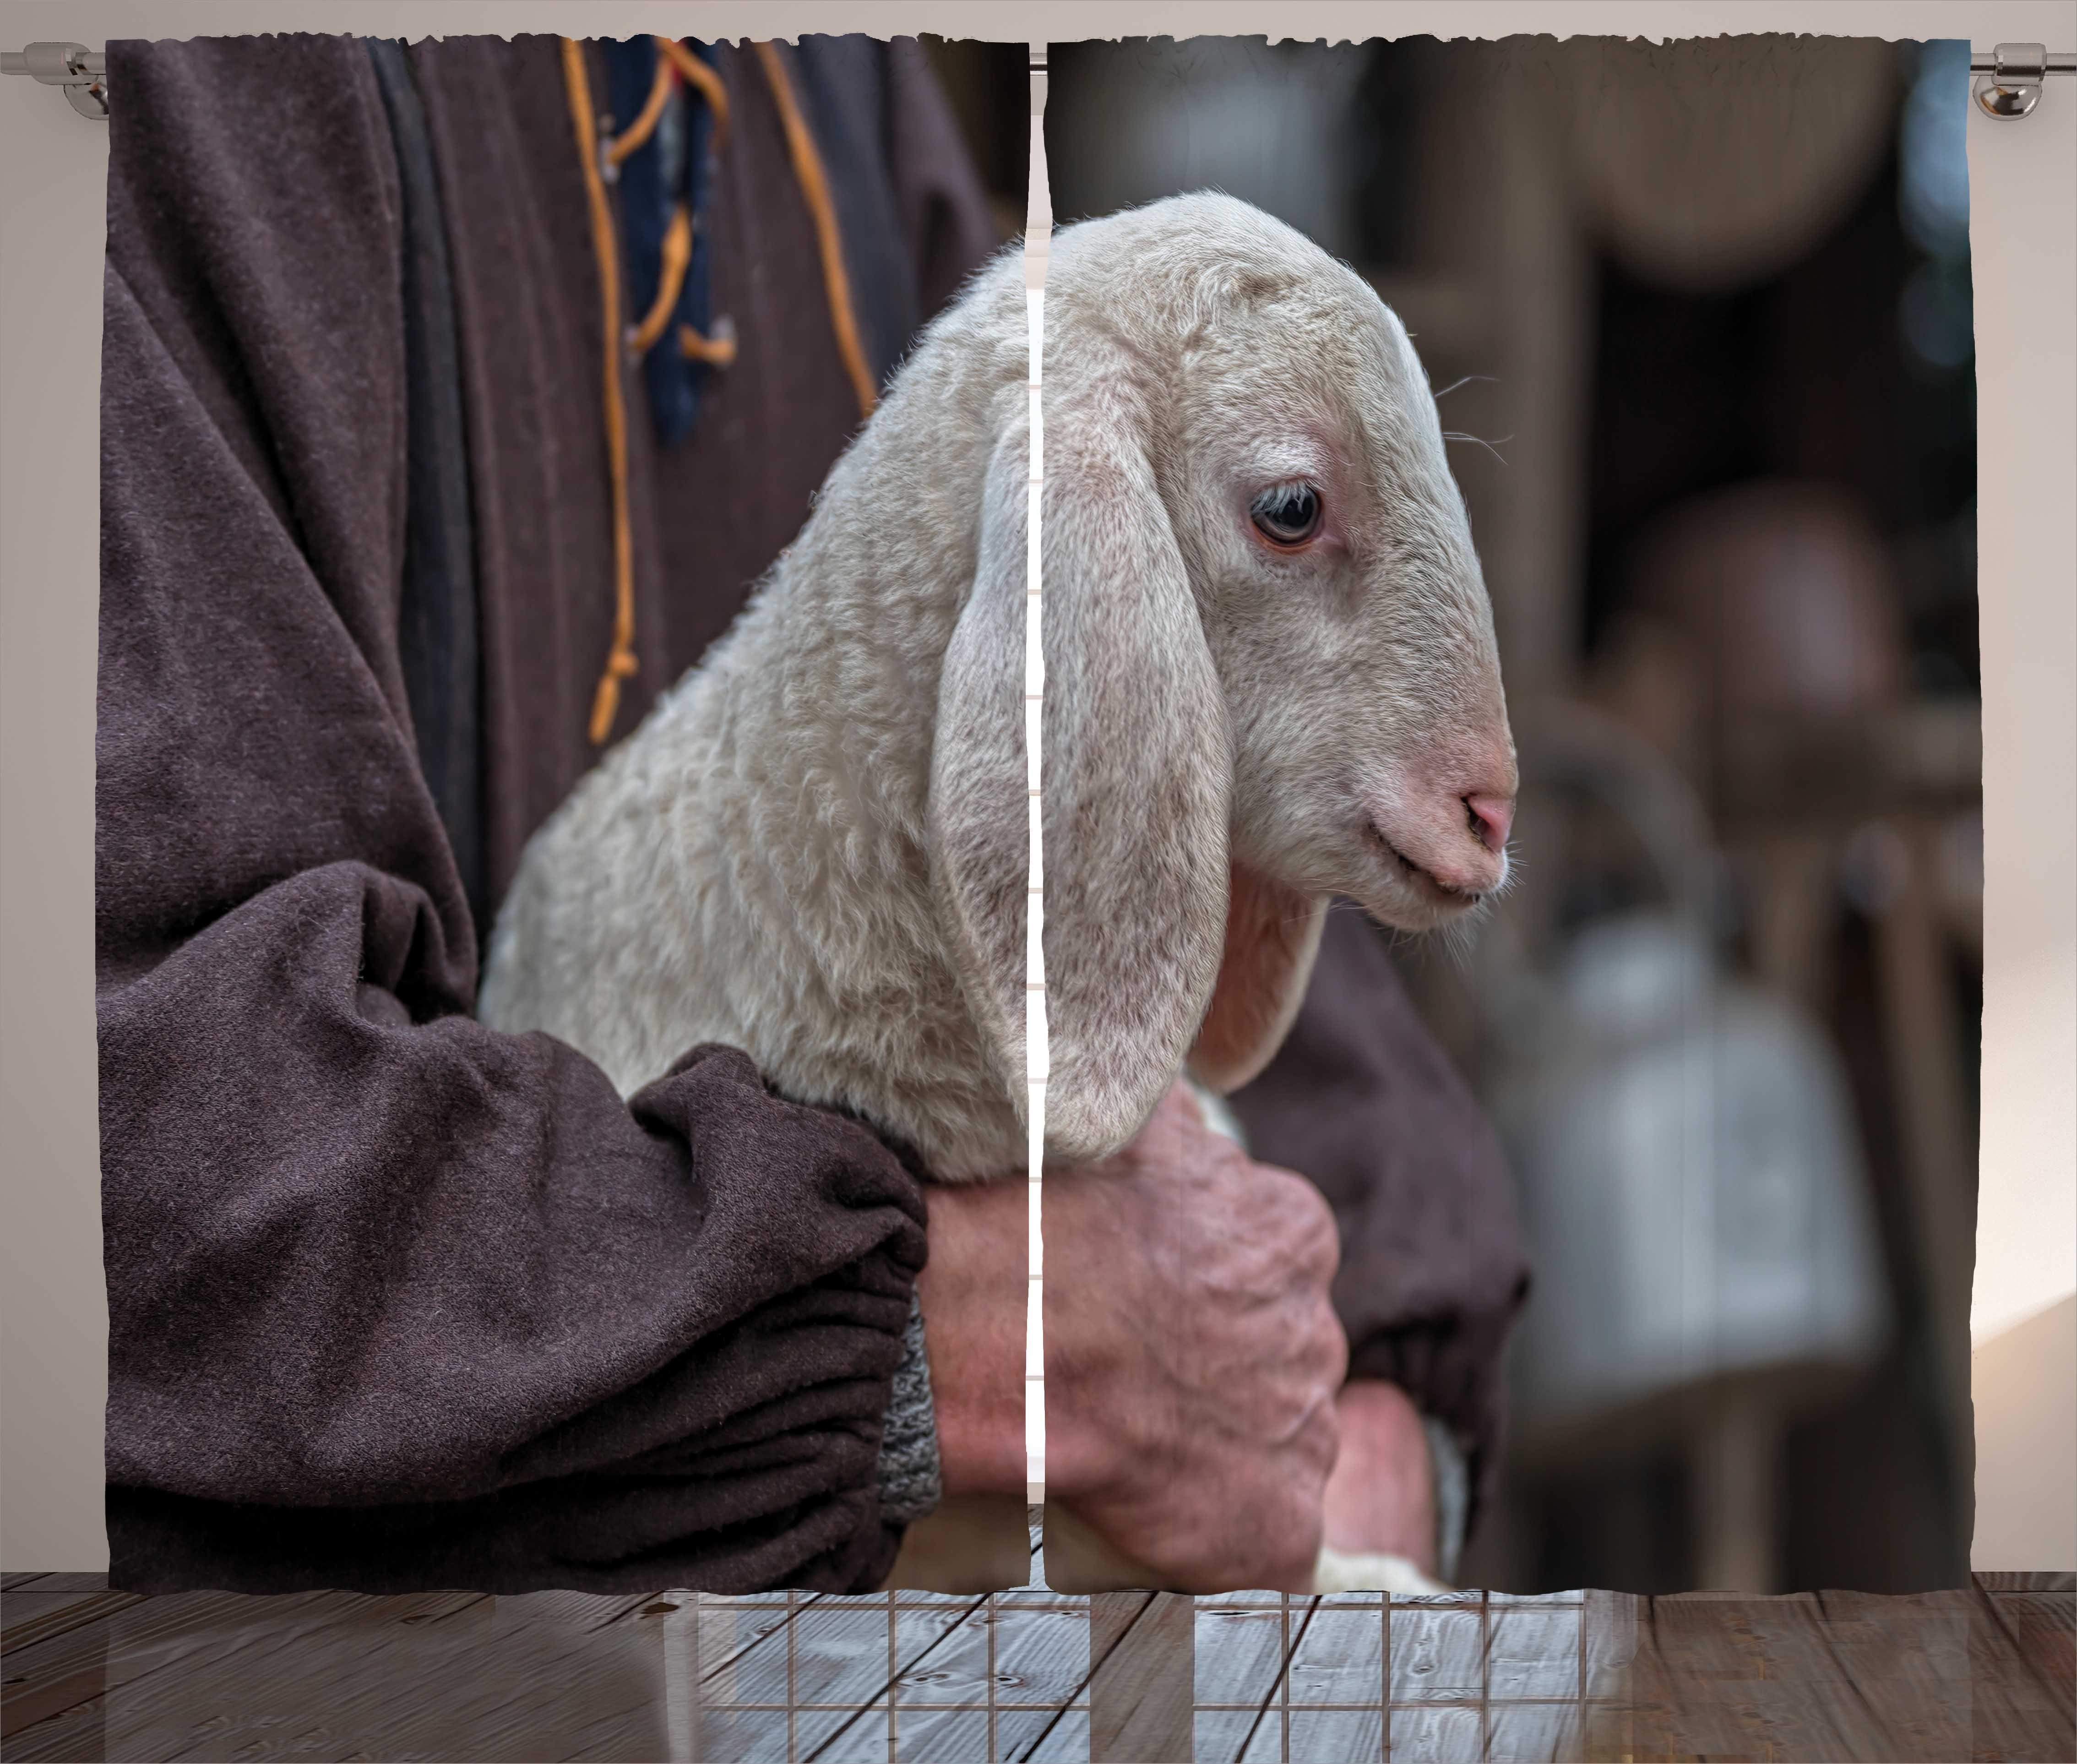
[752, 40, 877, 422]
[565, 38, 862, 741]
[656, 38, 731, 155]
[628, 204, 694, 358]
[679, 317, 740, 367]
[613, 38, 731, 168]
[605, 54, 672, 167]
[561, 38, 640, 746]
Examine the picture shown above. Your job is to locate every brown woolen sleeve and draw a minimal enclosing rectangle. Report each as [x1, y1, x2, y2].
[1227, 908, 1532, 1523]
[98, 36, 924, 1596]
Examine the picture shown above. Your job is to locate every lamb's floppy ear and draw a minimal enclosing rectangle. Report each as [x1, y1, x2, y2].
[1041, 374, 1233, 1163]
[928, 417, 1034, 1120]
[1186, 867, 1327, 1094]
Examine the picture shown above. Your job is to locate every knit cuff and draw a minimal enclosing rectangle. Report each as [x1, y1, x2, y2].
[875, 1289, 943, 1527]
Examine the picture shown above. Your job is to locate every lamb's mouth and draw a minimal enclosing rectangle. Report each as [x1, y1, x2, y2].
[1362, 820, 1482, 910]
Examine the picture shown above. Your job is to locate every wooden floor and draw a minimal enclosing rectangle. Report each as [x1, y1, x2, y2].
[3, 1521, 2069, 1762]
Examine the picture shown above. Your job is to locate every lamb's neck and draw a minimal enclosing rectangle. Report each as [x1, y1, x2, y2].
[697, 541, 956, 860]
[637, 365, 1018, 1174]
[649, 506, 972, 1098]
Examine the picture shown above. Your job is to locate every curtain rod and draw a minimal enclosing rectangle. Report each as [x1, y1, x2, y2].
[5, 39, 2075, 124]
[1, 44, 105, 118]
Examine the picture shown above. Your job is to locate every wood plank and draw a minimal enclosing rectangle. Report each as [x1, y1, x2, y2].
[1197, 1599, 1301, 1714]
[691, 1592, 822, 1693]
[1017, 1704, 1091, 1762]
[0, 1686, 106, 1763]
[994, 1601, 1090, 1711]
[1288, 1703, 1386, 1762]
[891, 1598, 985, 1703]
[716, 1595, 1002, 1763]
[1614, 1589, 2077, 1764]
[1482, 1699, 1584, 1763]
[1975, 1589, 2076, 1704]
[1967, 1586, 2077, 1764]
[1616, 1596, 1828, 1763]
[690, 1508, 1055, 1759]
[1288, 1596, 1383, 1706]
[3, 1590, 476, 1752]
[0, 1664, 109, 1752]
[111, 1588, 671, 1763]
[777, 1595, 913, 1708]
[1388, 1702, 1484, 1763]
[1386, 1600, 1484, 1704]
[886, 1701, 990, 1759]
[670, 1595, 802, 1763]
[482, 1587, 657, 1633]
[1090, 1591, 1193, 1763]
[398, 1590, 494, 1627]
[1701, 1593, 1901, 1762]
[1577, 1589, 1641, 1703]
[2, 1591, 148, 1657]
[1206, 1600, 1323, 1764]
[3, 1591, 332, 1743]
[1, 1573, 51, 1591]
[1814, 1590, 1974, 1764]
[364, 1592, 678, 1764]
[1486, 1598, 1583, 1703]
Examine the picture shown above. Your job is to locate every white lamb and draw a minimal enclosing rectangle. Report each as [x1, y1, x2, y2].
[478, 192, 1517, 1596]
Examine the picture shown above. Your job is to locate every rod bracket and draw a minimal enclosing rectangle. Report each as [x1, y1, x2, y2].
[1970, 43, 2077, 120]
[1, 43, 109, 119]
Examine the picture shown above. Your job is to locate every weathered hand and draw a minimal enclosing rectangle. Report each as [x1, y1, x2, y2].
[1041, 1083, 1348, 1592]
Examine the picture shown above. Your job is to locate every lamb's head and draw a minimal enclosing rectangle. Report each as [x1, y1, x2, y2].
[1039, 192, 1515, 1160]
[1165, 227, 1515, 931]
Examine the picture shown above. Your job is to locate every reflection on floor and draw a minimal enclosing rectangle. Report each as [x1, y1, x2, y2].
[3, 1517, 2070, 1761]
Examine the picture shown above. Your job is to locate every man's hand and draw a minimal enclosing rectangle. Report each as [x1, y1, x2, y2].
[1041, 1084, 1347, 1592]
[1323, 1379, 1439, 1575]
[918, 1084, 1348, 1591]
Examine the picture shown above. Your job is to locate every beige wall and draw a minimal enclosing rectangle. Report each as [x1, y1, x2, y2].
[3, 0, 2071, 1573]
[1973, 1298, 2077, 1569]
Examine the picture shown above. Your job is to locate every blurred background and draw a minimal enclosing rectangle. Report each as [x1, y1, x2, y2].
[927, 34, 1982, 1596]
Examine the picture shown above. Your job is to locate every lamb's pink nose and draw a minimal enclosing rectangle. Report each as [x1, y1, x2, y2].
[1465, 793, 1514, 853]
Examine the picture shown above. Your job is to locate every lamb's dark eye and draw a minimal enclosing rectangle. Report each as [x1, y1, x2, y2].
[1250, 482, 1323, 547]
